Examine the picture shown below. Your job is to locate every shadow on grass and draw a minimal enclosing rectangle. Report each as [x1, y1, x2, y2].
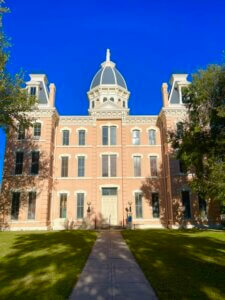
[122, 229, 225, 300]
[0, 230, 97, 300]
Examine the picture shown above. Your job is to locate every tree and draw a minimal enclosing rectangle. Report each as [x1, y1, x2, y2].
[0, 1, 36, 134]
[170, 64, 225, 207]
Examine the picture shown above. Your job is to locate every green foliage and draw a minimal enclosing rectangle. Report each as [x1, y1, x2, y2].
[170, 64, 225, 206]
[0, 1, 36, 134]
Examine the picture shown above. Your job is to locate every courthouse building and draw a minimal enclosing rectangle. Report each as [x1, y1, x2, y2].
[0, 50, 220, 230]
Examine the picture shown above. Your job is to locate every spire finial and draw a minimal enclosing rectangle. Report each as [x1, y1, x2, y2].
[106, 49, 110, 61]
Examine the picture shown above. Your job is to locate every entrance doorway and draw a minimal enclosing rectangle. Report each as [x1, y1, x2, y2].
[101, 188, 118, 226]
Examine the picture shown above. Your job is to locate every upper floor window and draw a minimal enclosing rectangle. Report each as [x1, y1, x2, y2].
[148, 129, 156, 145]
[11, 192, 20, 220]
[135, 192, 143, 219]
[31, 151, 39, 175]
[102, 126, 116, 145]
[123, 101, 126, 108]
[132, 130, 140, 145]
[30, 87, 36, 96]
[60, 193, 67, 218]
[102, 154, 117, 177]
[62, 130, 69, 145]
[61, 156, 68, 177]
[28, 191, 36, 220]
[150, 156, 157, 176]
[92, 101, 95, 108]
[18, 125, 25, 140]
[177, 122, 184, 138]
[78, 130, 85, 146]
[77, 156, 85, 177]
[77, 193, 84, 219]
[15, 152, 24, 175]
[33, 123, 41, 138]
[103, 97, 107, 102]
[179, 160, 187, 173]
[152, 193, 159, 218]
[133, 156, 141, 177]
[110, 97, 114, 102]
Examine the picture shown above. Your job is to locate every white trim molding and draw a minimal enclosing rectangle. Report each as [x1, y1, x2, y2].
[60, 127, 72, 133]
[132, 189, 142, 196]
[75, 154, 88, 159]
[148, 153, 160, 158]
[74, 190, 87, 196]
[146, 126, 158, 133]
[76, 127, 88, 133]
[99, 123, 119, 128]
[99, 184, 120, 191]
[57, 190, 70, 196]
[131, 153, 143, 158]
[99, 152, 119, 157]
[59, 154, 71, 159]
[130, 126, 142, 133]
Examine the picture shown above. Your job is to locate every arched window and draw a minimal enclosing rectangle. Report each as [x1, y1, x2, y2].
[103, 97, 107, 102]
[132, 130, 140, 145]
[92, 101, 95, 108]
[123, 101, 126, 108]
[148, 129, 156, 145]
[110, 97, 114, 102]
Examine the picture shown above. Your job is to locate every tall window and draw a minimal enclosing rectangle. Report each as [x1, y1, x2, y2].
[62, 130, 69, 145]
[199, 195, 207, 218]
[102, 126, 116, 145]
[177, 122, 184, 138]
[28, 191, 36, 220]
[102, 154, 117, 177]
[60, 193, 67, 218]
[15, 152, 24, 175]
[11, 192, 20, 220]
[78, 130, 85, 146]
[182, 191, 191, 219]
[61, 156, 68, 177]
[135, 193, 143, 218]
[31, 151, 39, 175]
[133, 156, 141, 177]
[30, 86, 36, 95]
[152, 193, 160, 218]
[179, 160, 187, 173]
[148, 129, 156, 145]
[78, 156, 85, 177]
[150, 156, 157, 176]
[77, 193, 84, 219]
[33, 123, 41, 138]
[123, 101, 126, 108]
[132, 130, 140, 145]
[18, 125, 25, 140]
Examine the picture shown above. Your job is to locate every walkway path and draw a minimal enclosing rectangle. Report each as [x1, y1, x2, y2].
[69, 231, 157, 300]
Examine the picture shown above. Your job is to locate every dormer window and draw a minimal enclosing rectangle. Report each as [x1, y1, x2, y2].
[30, 87, 36, 96]
[103, 97, 107, 102]
[110, 97, 114, 102]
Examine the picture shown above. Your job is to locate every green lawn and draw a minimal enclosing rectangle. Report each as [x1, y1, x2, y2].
[0, 230, 97, 300]
[122, 229, 225, 300]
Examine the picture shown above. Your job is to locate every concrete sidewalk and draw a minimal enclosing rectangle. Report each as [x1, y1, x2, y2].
[69, 231, 157, 300]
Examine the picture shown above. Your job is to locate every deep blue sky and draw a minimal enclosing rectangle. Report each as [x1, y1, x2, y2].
[0, 0, 225, 182]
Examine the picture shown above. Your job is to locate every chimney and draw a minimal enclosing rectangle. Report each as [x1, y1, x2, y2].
[161, 83, 168, 107]
[49, 83, 56, 107]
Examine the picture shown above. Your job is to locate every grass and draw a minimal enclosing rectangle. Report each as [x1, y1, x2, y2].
[122, 229, 225, 300]
[0, 230, 97, 300]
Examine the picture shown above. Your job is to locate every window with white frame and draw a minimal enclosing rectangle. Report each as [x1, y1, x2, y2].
[77, 193, 84, 219]
[61, 156, 68, 177]
[33, 123, 41, 138]
[78, 130, 85, 146]
[133, 156, 141, 177]
[135, 192, 143, 218]
[30, 86, 36, 96]
[148, 129, 156, 145]
[28, 191, 36, 220]
[77, 156, 85, 177]
[102, 126, 116, 145]
[60, 193, 67, 218]
[102, 154, 117, 177]
[150, 156, 157, 176]
[62, 130, 69, 145]
[132, 129, 140, 145]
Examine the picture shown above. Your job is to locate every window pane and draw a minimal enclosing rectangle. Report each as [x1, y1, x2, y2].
[110, 126, 116, 145]
[34, 123, 41, 137]
[198, 195, 207, 217]
[31, 151, 39, 175]
[30, 87, 36, 95]
[102, 188, 117, 196]
[77, 193, 84, 219]
[18, 125, 25, 140]
[152, 193, 159, 218]
[132, 130, 140, 145]
[79, 130, 85, 145]
[61, 157, 68, 177]
[135, 193, 143, 218]
[110, 155, 116, 177]
[15, 152, 24, 175]
[102, 126, 108, 145]
[102, 155, 108, 177]
[78, 156, 85, 177]
[62, 130, 69, 145]
[133, 156, 141, 177]
[11, 192, 20, 220]
[28, 192, 36, 219]
[177, 122, 184, 138]
[149, 130, 156, 145]
[182, 191, 191, 219]
[150, 156, 157, 176]
[60, 193, 67, 218]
